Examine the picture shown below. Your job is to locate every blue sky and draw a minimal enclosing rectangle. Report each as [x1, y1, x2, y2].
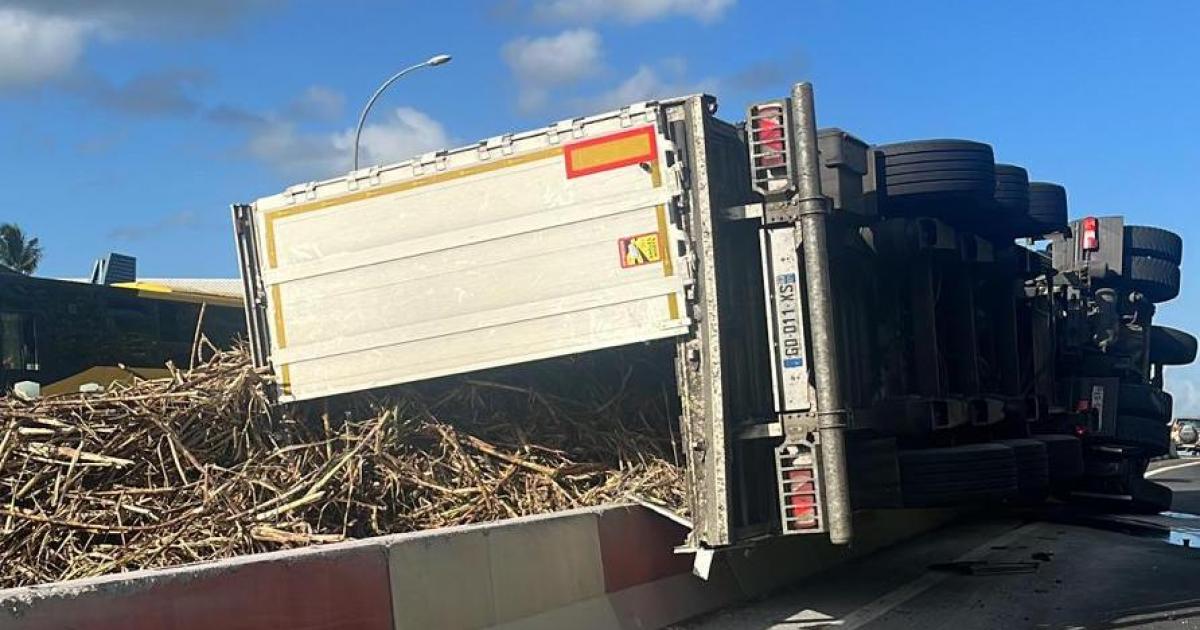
[2, 0, 1199, 409]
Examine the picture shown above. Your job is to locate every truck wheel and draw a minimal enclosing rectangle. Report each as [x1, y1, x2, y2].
[876, 140, 996, 216]
[1150, 325, 1198, 365]
[1112, 414, 1171, 457]
[898, 443, 1017, 507]
[996, 439, 1050, 500]
[1126, 256, 1181, 302]
[1118, 383, 1173, 419]
[1125, 225, 1183, 265]
[1026, 182, 1068, 234]
[994, 164, 1030, 222]
[1030, 434, 1083, 485]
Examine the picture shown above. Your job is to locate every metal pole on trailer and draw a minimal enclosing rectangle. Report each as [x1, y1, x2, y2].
[790, 82, 853, 545]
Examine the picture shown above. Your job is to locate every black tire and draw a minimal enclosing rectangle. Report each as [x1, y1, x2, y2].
[1118, 383, 1173, 419]
[885, 180, 996, 196]
[1125, 225, 1183, 265]
[1026, 182, 1067, 233]
[883, 156, 994, 172]
[881, 158, 993, 176]
[1126, 256, 1180, 302]
[876, 140, 993, 164]
[1112, 414, 1171, 457]
[885, 168, 999, 185]
[877, 140, 996, 215]
[994, 164, 1030, 219]
[1149, 325, 1198, 365]
[898, 443, 1017, 507]
[995, 439, 1050, 498]
[1031, 434, 1084, 483]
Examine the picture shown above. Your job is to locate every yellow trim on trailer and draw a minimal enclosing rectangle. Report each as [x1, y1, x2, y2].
[271, 285, 287, 348]
[667, 294, 680, 321]
[654, 204, 673, 278]
[654, 204, 680, 321]
[279, 363, 293, 396]
[264, 146, 566, 268]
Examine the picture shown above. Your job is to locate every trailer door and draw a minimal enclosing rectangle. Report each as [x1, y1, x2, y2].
[243, 108, 691, 402]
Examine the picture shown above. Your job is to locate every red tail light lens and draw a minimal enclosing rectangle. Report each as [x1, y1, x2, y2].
[753, 106, 786, 168]
[1082, 216, 1099, 251]
[784, 468, 819, 530]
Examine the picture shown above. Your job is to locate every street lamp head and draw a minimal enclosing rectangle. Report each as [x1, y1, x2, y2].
[352, 53, 454, 170]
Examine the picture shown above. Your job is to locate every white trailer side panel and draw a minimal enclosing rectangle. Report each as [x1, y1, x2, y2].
[249, 108, 691, 402]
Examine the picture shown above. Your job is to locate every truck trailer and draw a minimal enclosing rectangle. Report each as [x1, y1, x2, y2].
[233, 80, 1193, 551]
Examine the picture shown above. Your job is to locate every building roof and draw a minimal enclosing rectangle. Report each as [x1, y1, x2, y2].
[59, 278, 243, 298]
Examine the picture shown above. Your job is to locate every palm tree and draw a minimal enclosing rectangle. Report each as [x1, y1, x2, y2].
[0, 223, 43, 275]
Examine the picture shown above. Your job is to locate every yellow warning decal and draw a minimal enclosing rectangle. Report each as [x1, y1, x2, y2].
[619, 232, 663, 268]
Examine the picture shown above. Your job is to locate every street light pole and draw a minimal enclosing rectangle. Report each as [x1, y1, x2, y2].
[352, 53, 452, 171]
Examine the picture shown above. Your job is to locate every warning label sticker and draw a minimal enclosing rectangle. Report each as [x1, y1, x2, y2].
[619, 232, 663, 268]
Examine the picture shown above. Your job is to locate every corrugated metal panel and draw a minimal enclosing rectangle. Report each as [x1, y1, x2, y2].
[250, 107, 692, 402]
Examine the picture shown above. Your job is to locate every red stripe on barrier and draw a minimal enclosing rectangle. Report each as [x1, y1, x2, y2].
[597, 506, 692, 593]
[3, 544, 392, 630]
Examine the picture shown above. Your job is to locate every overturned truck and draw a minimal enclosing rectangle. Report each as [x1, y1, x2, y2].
[234, 81, 1194, 551]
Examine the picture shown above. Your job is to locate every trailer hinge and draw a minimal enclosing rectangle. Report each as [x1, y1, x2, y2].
[476, 133, 514, 161]
[619, 102, 655, 127]
[546, 118, 581, 145]
[346, 166, 381, 191]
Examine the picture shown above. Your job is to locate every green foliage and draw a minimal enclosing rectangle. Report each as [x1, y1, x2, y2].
[0, 223, 42, 275]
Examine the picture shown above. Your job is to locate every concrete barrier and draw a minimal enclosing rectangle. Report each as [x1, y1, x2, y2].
[0, 504, 958, 630]
[0, 538, 394, 630]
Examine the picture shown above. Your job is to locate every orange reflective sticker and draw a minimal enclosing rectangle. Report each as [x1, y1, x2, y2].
[565, 126, 657, 178]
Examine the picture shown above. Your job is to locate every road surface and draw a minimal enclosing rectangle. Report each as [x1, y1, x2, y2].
[680, 457, 1200, 629]
[1147, 457, 1200, 513]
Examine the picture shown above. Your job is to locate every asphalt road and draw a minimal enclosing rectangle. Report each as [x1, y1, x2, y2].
[1147, 457, 1200, 514]
[681, 458, 1200, 629]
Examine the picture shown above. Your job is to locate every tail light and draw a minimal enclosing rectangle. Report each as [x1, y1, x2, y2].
[1082, 216, 1099, 252]
[747, 100, 793, 195]
[753, 107, 787, 168]
[782, 467, 820, 531]
[775, 442, 825, 534]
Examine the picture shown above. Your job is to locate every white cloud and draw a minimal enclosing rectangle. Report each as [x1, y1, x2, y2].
[2, 1, 278, 34]
[0, 8, 90, 88]
[532, 0, 734, 24]
[246, 107, 452, 181]
[0, 1, 275, 89]
[503, 28, 602, 112]
[1168, 370, 1200, 417]
[581, 63, 716, 112]
[336, 108, 452, 168]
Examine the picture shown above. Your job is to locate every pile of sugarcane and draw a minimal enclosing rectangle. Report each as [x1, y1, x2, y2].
[0, 342, 685, 588]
